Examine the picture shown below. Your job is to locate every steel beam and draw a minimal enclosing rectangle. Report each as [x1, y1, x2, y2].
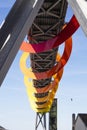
[0, 0, 44, 86]
[67, 0, 87, 36]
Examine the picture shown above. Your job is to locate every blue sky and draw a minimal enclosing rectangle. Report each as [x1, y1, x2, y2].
[0, 1, 87, 130]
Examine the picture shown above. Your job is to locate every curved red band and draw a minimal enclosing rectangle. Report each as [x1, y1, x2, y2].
[20, 36, 72, 80]
[20, 15, 79, 53]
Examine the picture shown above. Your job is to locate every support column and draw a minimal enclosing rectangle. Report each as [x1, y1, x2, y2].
[0, 0, 44, 86]
[67, 0, 87, 36]
[35, 113, 47, 130]
[49, 99, 57, 130]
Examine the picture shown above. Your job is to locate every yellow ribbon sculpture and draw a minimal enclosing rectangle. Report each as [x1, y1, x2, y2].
[20, 16, 80, 113]
[20, 32, 72, 113]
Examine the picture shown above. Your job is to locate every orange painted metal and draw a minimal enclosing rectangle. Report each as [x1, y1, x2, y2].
[20, 36, 72, 80]
[19, 17, 79, 112]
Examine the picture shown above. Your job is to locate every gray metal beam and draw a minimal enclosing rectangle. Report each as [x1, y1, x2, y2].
[67, 0, 87, 36]
[0, 0, 44, 86]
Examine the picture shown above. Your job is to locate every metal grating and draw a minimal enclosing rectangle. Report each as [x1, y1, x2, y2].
[28, 0, 68, 99]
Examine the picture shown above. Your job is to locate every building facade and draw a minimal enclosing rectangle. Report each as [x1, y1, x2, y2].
[72, 114, 87, 130]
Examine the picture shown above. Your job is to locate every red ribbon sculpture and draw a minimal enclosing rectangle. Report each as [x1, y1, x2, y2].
[20, 15, 79, 113]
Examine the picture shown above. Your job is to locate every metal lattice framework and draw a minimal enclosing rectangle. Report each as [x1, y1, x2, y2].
[35, 113, 46, 130]
[19, 0, 80, 128]
[1, 0, 86, 130]
[19, 0, 76, 114]
[28, 0, 68, 98]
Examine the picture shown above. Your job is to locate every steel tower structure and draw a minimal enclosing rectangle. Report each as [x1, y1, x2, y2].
[1, 0, 86, 130]
[29, 0, 67, 90]
[28, 0, 68, 129]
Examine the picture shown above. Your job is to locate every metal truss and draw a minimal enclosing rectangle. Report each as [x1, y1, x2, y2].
[35, 99, 57, 130]
[35, 113, 47, 130]
[28, 0, 68, 97]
